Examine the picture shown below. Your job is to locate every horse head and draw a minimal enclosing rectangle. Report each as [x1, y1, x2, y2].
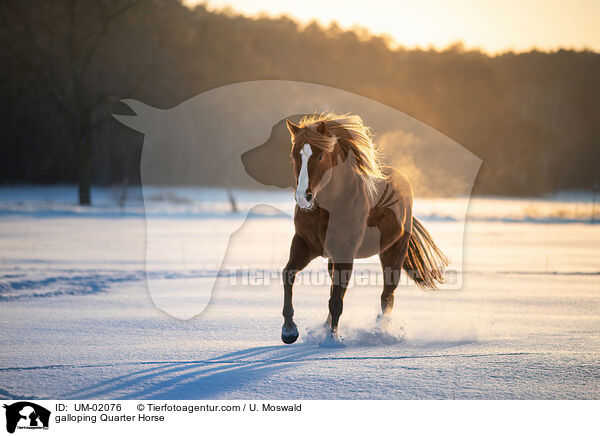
[286, 114, 384, 211]
[287, 118, 340, 209]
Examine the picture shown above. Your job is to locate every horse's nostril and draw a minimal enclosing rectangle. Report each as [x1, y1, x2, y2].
[306, 193, 313, 202]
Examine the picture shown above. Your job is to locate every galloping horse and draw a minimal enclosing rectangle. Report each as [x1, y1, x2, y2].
[281, 113, 449, 344]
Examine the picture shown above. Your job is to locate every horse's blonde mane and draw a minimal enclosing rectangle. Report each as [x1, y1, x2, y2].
[297, 112, 386, 198]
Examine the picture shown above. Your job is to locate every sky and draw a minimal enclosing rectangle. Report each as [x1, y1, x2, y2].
[185, 0, 600, 54]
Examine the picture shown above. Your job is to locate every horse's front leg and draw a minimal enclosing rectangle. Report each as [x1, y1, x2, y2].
[328, 260, 354, 338]
[281, 234, 316, 344]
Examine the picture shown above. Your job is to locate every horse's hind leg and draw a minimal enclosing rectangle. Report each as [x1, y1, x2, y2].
[379, 234, 410, 319]
[281, 234, 317, 344]
[323, 258, 333, 328]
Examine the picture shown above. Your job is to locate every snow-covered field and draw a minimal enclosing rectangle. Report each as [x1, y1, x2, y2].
[0, 186, 599, 399]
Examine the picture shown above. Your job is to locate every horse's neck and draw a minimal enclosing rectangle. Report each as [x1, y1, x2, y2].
[370, 177, 389, 206]
[319, 163, 367, 214]
[324, 172, 387, 213]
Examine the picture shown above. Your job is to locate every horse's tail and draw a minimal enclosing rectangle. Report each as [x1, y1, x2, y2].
[403, 217, 449, 289]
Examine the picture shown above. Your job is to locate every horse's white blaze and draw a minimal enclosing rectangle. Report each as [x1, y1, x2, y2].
[296, 143, 313, 209]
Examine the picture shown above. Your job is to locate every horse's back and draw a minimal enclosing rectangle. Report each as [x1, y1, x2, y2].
[357, 173, 413, 258]
[387, 168, 413, 210]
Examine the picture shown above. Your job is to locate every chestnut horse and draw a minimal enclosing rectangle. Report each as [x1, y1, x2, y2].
[281, 113, 449, 344]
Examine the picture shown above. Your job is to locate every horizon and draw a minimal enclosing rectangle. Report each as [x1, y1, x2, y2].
[185, 0, 600, 54]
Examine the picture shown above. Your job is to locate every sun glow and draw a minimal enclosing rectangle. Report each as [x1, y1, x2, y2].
[186, 0, 600, 54]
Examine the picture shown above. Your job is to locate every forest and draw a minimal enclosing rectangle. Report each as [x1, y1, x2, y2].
[1, 0, 599, 204]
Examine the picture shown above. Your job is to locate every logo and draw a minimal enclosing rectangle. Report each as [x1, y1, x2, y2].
[3, 402, 50, 434]
[112, 80, 481, 320]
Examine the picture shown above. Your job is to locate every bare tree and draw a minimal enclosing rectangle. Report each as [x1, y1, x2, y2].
[1, 0, 141, 205]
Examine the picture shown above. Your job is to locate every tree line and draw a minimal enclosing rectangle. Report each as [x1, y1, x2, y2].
[1, 0, 599, 204]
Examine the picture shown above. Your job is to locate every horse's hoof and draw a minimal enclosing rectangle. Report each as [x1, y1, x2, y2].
[281, 324, 299, 344]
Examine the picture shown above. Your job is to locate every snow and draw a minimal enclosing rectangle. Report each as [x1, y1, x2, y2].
[0, 186, 599, 399]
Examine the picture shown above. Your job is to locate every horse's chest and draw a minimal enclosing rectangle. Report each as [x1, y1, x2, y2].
[294, 207, 329, 254]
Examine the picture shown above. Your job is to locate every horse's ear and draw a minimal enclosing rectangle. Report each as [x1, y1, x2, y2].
[286, 119, 301, 137]
[315, 121, 327, 135]
[112, 99, 158, 133]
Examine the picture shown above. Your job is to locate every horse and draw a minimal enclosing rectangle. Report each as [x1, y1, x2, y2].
[281, 113, 449, 345]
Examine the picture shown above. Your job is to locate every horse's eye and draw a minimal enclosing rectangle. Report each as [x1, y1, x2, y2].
[318, 155, 323, 161]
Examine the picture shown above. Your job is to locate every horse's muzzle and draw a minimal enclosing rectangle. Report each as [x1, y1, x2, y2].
[295, 191, 314, 210]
